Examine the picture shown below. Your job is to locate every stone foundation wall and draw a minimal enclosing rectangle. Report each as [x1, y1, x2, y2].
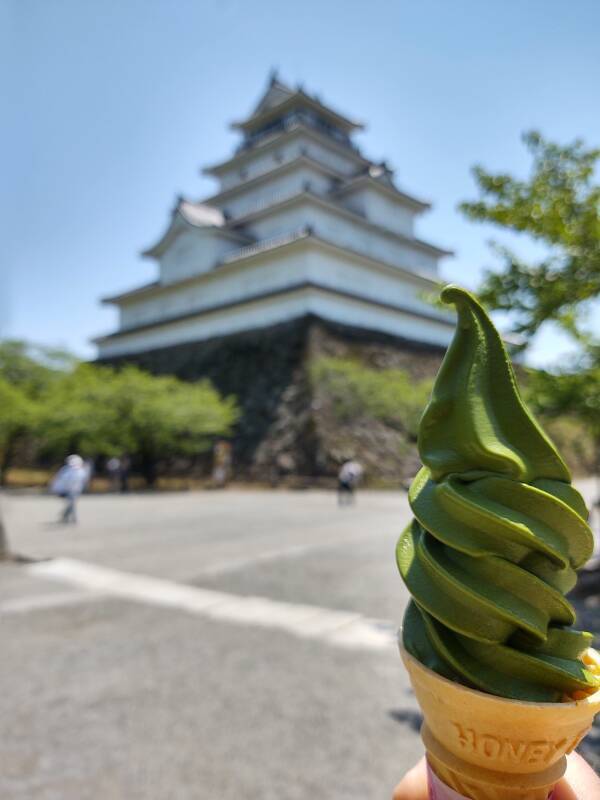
[99, 315, 444, 484]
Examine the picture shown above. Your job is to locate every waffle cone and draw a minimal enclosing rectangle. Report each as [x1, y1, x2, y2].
[400, 646, 600, 800]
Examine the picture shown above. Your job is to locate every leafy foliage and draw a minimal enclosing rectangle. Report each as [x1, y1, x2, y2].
[0, 340, 73, 395]
[38, 364, 238, 478]
[525, 366, 600, 472]
[461, 132, 600, 479]
[0, 342, 239, 485]
[460, 131, 600, 345]
[310, 357, 433, 438]
[0, 343, 53, 480]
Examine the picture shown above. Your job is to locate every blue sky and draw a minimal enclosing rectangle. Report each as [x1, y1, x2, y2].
[4, 0, 600, 365]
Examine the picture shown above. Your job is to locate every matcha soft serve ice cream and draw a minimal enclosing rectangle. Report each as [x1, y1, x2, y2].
[397, 285, 600, 704]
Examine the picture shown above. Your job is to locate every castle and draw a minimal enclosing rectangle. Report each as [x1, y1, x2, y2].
[95, 74, 453, 480]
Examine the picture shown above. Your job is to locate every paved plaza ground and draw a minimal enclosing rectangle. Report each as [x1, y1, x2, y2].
[2, 484, 599, 799]
[1, 489, 423, 800]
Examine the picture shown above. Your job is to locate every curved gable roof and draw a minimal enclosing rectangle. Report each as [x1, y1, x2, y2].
[141, 199, 251, 259]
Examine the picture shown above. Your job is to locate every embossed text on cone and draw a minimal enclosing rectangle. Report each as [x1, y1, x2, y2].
[401, 646, 600, 800]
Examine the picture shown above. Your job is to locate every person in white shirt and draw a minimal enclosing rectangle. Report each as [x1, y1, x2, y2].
[50, 454, 88, 524]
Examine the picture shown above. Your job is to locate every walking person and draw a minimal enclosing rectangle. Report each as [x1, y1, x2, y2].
[337, 459, 363, 507]
[50, 454, 88, 524]
[106, 456, 121, 492]
[119, 455, 131, 493]
[212, 440, 232, 488]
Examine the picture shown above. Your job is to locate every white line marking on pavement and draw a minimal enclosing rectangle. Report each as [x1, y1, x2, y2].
[0, 589, 105, 615]
[28, 558, 396, 651]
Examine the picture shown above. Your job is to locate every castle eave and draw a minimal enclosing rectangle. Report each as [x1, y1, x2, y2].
[141, 201, 253, 259]
[230, 90, 364, 134]
[102, 281, 160, 305]
[100, 229, 444, 308]
[203, 156, 346, 205]
[333, 175, 431, 212]
[228, 191, 453, 258]
[203, 124, 369, 177]
[93, 282, 455, 346]
[222, 231, 444, 285]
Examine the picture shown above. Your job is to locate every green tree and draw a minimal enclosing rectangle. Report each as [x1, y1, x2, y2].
[0, 340, 72, 393]
[39, 364, 238, 485]
[0, 342, 54, 551]
[0, 377, 39, 484]
[460, 131, 600, 345]
[37, 364, 123, 459]
[106, 366, 239, 485]
[460, 131, 600, 494]
[0, 340, 70, 481]
[527, 365, 600, 484]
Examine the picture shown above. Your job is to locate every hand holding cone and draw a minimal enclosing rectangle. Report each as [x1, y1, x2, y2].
[396, 286, 600, 799]
[402, 646, 600, 800]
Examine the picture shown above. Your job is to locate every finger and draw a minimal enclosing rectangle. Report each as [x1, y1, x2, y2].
[392, 757, 429, 800]
[553, 751, 600, 800]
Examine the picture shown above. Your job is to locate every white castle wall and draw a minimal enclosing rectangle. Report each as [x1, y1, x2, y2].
[103, 293, 315, 357]
[339, 186, 416, 237]
[308, 291, 452, 347]
[218, 142, 298, 190]
[245, 200, 439, 274]
[301, 138, 360, 177]
[216, 130, 361, 190]
[120, 249, 309, 330]
[99, 285, 453, 359]
[303, 248, 441, 319]
[216, 165, 333, 219]
[118, 243, 447, 337]
[159, 229, 238, 285]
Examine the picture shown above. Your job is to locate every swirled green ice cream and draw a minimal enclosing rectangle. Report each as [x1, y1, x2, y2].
[397, 285, 600, 703]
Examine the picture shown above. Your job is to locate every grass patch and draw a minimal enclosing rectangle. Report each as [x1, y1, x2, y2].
[310, 356, 433, 438]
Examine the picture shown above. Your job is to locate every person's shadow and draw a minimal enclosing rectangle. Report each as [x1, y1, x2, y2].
[387, 708, 423, 733]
